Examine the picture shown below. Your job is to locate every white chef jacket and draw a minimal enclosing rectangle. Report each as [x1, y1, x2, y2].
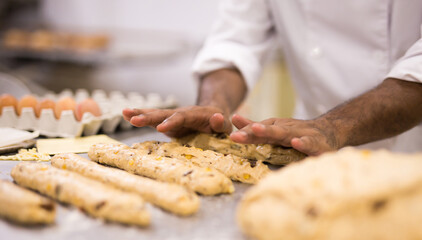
[192, 0, 422, 152]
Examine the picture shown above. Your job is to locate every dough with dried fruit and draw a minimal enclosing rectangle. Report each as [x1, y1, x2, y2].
[132, 141, 270, 184]
[0, 179, 55, 225]
[51, 153, 199, 216]
[88, 143, 234, 195]
[11, 162, 150, 226]
[176, 133, 306, 165]
[237, 148, 422, 240]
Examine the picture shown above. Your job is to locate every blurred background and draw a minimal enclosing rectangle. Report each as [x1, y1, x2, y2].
[0, 0, 295, 122]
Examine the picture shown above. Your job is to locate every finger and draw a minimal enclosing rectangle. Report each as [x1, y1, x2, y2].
[156, 112, 186, 132]
[122, 108, 157, 121]
[291, 136, 323, 156]
[130, 110, 174, 128]
[231, 114, 254, 129]
[260, 118, 277, 125]
[249, 123, 292, 146]
[229, 130, 249, 143]
[210, 113, 232, 133]
[122, 108, 138, 121]
[230, 123, 269, 144]
[162, 128, 193, 138]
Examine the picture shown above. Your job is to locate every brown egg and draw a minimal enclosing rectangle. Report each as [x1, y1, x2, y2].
[75, 98, 102, 121]
[0, 94, 18, 115]
[35, 98, 56, 118]
[3, 29, 29, 49]
[55, 97, 76, 119]
[17, 95, 38, 116]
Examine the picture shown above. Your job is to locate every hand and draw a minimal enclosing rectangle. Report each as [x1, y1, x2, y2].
[122, 106, 232, 138]
[230, 114, 339, 156]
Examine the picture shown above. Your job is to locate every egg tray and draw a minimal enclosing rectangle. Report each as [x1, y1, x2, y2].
[0, 89, 178, 138]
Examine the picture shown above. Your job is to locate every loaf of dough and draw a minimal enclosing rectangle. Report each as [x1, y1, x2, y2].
[0, 179, 55, 225]
[175, 133, 306, 165]
[88, 143, 234, 195]
[11, 162, 150, 226]
[237, 148, 422, 240]
[132, 141, 270, 184]
[51, 153, 200, 216]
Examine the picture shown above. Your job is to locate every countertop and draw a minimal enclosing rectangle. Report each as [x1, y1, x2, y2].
[0, 127, 253, 240]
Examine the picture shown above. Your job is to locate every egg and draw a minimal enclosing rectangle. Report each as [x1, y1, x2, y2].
[0, 94, 18, 115]
[17, 95, 38, 115]
[55, 97, 76, 119]
[35, 98, 56, 118]
[75, 98, 102, 121]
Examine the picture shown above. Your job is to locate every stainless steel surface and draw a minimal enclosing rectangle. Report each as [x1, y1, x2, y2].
[0, 127, 251, 240]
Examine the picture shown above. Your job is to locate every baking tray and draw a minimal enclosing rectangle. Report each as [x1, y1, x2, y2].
[0, 128, 256, 240]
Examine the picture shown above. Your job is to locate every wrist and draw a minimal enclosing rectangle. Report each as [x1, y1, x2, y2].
[196, 68, 247, 116]
[312, 117, 343, 150]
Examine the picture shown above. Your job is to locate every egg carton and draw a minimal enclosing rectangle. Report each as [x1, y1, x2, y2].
[0, 89, 178, 138]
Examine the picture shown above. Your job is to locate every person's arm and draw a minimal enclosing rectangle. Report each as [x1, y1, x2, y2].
[123, 0, 274, 137]
[322, 78, 422, 148]
[231, 78, 422, 155]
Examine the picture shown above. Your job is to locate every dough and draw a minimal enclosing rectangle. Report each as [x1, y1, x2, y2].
[88, 143, 234, 195]
[176, 133, 306, 165]
[0, 180, 55, 225]
[132, 141, 270, 184]
[51, 153, 200, 216]
[11, 162, 150, 226]
[237, 148, 422, 240]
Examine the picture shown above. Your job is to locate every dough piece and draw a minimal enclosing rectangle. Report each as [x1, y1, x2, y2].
[176, 133, 306, 165]
[88, 143, 234, 195]
[237, 148, 422, 240]
[11, 162, 150, 227]
[0, 180, 55, 225]
[51, 153, 200, 216]
[132, 141, 271, 184]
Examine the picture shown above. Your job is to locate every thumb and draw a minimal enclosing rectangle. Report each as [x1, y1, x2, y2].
[210, 113, 232, 133]
[291, 136, 324, 156]
[231, 114, 254, 129]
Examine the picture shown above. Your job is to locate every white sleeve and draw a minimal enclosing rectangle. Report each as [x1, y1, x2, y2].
[191, 0, 276, 90]
[387, 28, 422, 83]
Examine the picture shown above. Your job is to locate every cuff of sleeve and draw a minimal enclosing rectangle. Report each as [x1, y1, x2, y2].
[386, 40, 422, 83]
[191, 42, 262, 91]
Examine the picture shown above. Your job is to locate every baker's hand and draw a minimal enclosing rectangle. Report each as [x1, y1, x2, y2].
[122, 106, 232, 138]
[230, 114, 339, 156]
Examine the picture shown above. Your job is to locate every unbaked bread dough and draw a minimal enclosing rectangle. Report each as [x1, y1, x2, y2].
[88, 143, 234, 195]
[11, 162, 150, 226]
[0, 179, 55, 225]
[176, 133, 306, 165]
[132, 141, 270, 184]
[237, 148, 422, 240]
[51, 153, 200, 216]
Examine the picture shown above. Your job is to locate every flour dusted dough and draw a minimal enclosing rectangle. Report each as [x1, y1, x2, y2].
[51, 153, 200, 216]
[176, 133, 306, 165]
[237, 148, 422, 240]
[132, 141, 270, 184]
[0, 180, 55, 225]
[11, 162, 150, 226]
[88, 143, 234, 195]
